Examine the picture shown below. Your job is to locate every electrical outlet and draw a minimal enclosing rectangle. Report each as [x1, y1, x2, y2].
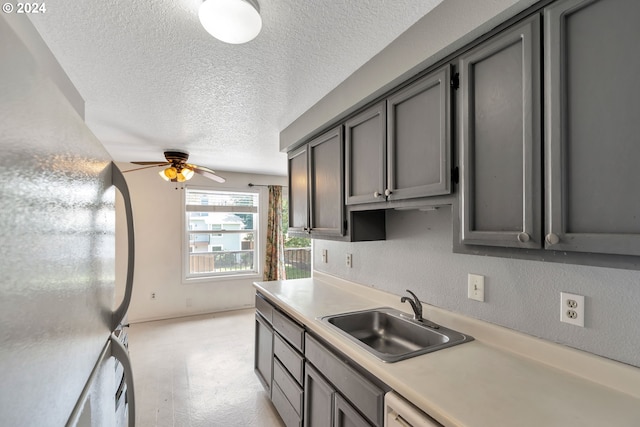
[346, 253, 352, 268]
[322, 249, 328, 263]
[467, 274, 485, 302]
[560, 292, 584, 327]
[151, 292, 157, 300]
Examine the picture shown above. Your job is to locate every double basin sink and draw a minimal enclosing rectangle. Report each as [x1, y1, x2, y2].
[322, 307, 473, 362]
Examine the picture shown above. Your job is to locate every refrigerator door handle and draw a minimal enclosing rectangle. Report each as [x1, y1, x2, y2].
[111, 163, 135, 330]
[65, 335, 136, 427]
[110, 332, 136, 427]
[65, 339, 112, 427]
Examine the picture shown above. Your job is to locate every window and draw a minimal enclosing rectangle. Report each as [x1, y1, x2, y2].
[282, 196, 312, 279]
[185, 188, 259, 279]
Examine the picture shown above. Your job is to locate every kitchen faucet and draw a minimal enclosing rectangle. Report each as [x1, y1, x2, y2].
[401, 289, 439, 329]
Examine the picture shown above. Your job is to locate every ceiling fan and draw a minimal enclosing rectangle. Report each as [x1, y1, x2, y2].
[125, 150, 226, 183]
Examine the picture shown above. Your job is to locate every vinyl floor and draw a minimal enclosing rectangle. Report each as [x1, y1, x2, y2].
[128, 309, 284, 427]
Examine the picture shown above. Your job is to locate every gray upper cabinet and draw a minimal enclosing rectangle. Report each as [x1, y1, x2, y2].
[544, 0, 640, 255]
[288, 126, 345, 238]
[387, 66, 452, 201]
[309, 126, 345, 237]
[460, 15, 542, 249]
[288, 144, 309, 234]
[345, 65, 453, 206]
[345, 102, 387, 205]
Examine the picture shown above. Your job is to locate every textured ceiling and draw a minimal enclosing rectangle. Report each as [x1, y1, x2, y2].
[30, 0, 443, 176]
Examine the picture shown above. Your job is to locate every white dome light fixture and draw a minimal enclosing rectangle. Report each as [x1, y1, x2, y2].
[199, 0, 262, 44]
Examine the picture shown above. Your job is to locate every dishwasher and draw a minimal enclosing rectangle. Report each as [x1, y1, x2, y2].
[384, 392, 442, 427]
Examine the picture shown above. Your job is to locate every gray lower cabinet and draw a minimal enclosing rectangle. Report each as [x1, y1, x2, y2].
[255, 293, 388, 427]
[345, 65, 453, 206]
[544, 0, 640, 255]
[254, 295, 274, 396]
[288, 126, 345, 239]
[303, 362, 370, 427]
[272, 308, 306, 427]
[305, 334, 384, 427]
[304, 363, 335, 427]
[460, 14, 542, 249]
[334, 394, 370, 427]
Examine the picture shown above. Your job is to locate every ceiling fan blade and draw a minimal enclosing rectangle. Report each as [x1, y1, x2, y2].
[122, 163, 168, 173]
[192, 166, 226, 183]
[131, 161, 169, 165]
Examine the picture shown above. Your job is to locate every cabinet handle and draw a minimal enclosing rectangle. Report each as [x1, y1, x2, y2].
[374, 191, 382, 198]
[517, 232, 530, 243]
[545, 233, 560, 245]
[384, 189, 392, 197]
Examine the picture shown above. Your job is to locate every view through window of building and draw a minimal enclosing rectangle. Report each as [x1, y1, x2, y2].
[185, 188, 259, 278]
[282, 197, 312, 279]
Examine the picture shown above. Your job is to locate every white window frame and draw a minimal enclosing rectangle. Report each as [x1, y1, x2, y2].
[183, 186, 261, 282]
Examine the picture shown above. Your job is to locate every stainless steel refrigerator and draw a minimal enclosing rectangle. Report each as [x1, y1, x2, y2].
[0, 14, 135, 426]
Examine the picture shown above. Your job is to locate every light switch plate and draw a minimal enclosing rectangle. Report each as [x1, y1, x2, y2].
[468, 274, 485, 302]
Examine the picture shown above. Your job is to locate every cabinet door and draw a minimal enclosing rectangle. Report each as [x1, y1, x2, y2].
[460, 15, 542, 248]
[334, 394, 371, 427]
[345, 102, 386, 205]
[254, 313, 273, 395]
[544, 0, 640, 255]
[304, 363, 335, 427]
[387, 65, 451, 200]
[288, 145, 309, 234]
[309, 126, 345, 237]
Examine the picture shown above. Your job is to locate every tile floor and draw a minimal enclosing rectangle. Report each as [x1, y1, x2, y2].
[128, 309, 285, 427]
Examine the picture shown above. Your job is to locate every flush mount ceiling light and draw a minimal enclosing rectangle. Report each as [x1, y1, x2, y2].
[198, 0, 262, 44]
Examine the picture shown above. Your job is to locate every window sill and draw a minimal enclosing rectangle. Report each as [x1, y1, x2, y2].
[183, 272, 262, 285]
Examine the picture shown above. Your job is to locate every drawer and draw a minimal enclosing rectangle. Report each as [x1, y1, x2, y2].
[255, 293, 274, 324]
[273, 310, 304, 352]
[272, 382, 302, 427]
[274, 333, 304, 384]
[305, 334, 384, 427]
[273, 358, 303, 416]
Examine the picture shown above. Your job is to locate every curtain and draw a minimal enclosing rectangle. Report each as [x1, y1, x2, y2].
[264, 185, 286, 281]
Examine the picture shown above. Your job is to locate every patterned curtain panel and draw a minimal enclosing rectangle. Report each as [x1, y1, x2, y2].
[264, 185, 286, 281]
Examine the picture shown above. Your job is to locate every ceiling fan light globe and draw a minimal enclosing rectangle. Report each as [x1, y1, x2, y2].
[164, 167, 178, 180]
[176, 174, 187, 183]
[199, 0, 262, 44]
[181, 167, 195, 180]
[158, 170, 171, 181]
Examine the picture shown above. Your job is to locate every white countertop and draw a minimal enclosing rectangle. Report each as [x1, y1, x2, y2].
[254, 273, 640, 427]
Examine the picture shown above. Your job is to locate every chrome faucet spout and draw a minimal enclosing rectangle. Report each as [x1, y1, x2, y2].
[401, 289, 423, 322]
[400, 289, 439, 328]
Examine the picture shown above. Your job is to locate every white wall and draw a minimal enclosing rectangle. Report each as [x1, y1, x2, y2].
[280, 0, 539, 150]
[314, 209, 640, 368]
[115, 163, 286, 323]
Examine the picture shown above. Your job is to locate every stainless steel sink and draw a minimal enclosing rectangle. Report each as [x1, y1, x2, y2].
[321, 307, 473, 362]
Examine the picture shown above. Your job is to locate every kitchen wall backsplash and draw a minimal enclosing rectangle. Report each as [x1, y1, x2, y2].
[314, 208, 640, 368]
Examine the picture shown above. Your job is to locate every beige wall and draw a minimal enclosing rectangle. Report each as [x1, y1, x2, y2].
[115, 162, 286, 323]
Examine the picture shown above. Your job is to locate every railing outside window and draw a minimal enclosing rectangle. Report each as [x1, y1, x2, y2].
[283, 247, 311, 279]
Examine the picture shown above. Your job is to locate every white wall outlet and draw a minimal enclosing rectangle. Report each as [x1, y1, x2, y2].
[560, 292, 585, 327]
[151, 292, 157, 300]
[346, 253, 352, 268]
[467, 274, 485, 302]
[322, 249, 328, 263]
